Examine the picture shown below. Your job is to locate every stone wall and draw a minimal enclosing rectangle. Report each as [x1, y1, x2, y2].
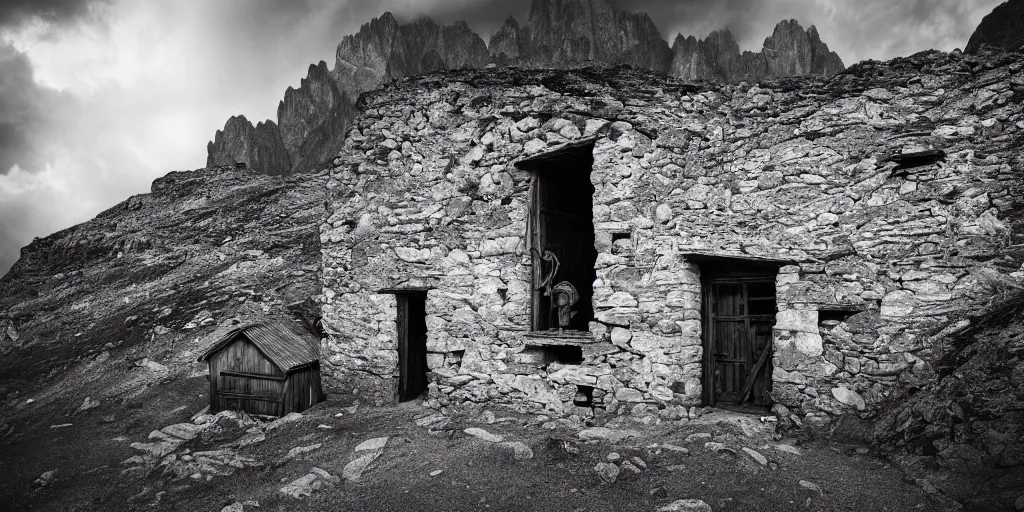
[320, 49, 1024, 424]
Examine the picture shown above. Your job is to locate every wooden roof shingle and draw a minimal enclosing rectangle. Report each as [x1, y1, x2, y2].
[198, 322, 320, 372]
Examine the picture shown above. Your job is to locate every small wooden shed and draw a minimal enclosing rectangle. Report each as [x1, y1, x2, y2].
[198, 322, 324, 416]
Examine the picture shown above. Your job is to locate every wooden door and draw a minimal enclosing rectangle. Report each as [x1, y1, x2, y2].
[703, 278, 776, 406]
[397, 293, 428, 402]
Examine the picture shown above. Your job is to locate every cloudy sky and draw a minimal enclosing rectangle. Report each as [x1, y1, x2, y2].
[0, 0, 1004, 277]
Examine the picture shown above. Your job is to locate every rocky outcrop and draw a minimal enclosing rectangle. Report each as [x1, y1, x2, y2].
[966, 0, 1024, 54]
[670, 20, 844, 83]
[875, 290, 1024, 509]
[490, 0, 671, 70]
[332, 13, 489, 102]
[277, 61, 353, 174]
[206, 116, 290, 175]
[489, 17, 523, 66]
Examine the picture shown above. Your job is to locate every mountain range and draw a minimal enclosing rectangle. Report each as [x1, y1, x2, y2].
[207, 0, 845, 175]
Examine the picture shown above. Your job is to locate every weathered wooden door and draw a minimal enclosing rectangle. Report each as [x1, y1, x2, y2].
[703, 278, 776, 406]
[396, 293, 428, 402]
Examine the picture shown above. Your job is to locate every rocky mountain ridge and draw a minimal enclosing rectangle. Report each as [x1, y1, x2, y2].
[208, 0, 845, 176]
[966, 0, 1024, 54]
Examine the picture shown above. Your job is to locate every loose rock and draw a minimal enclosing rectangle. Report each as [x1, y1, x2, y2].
[656, 499, 713, 512]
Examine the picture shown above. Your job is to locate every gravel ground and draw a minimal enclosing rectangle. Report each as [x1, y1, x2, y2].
[0, 386, 976, 512]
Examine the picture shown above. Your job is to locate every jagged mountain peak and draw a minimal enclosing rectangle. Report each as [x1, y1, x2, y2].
[209, 6, 847, 174]
[669, 18, 843, 83]
[965, 0, 1024, 54]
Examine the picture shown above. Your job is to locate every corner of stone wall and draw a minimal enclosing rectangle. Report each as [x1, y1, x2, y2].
[772, 265, 846, 427]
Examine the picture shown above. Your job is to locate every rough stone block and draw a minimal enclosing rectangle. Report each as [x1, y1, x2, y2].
[774, 310, 819, 333]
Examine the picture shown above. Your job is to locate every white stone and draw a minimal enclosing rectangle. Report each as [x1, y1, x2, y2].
[584, 119, 609, 136]
[524, 138, 547, 153]
[578, 427, 641, 442]
[774, 310, 818, 333]
[279, 473, 323, 498]
[655, 204, 673, 223]
[516, 117, 540, 132]
[464, 427, 504, 443]
[831, 386, 866, 410]
[794, 332, 823, 357]
[161, 423, 205, 441]
[499, 441, 534, 460]
[342, 453, 381, 482]
[881, 290, 916, 317]
[657, 499, 713, 512]
[742, 447, 768, 466]
[773, 368, 807, 384]
[610, 327, 632, 346]
[773, 444, 802, 456]
[395, 247, 430, 263]
[284, 443, 322, 460]
[816, 212, 839, 225]
[594, 462, 620, 484]
[800, 480, 822, 493]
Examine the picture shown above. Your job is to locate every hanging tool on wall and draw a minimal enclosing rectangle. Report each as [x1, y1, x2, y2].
[531, 248, 560, 298]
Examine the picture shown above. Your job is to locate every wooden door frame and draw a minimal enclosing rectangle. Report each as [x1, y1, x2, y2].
[394, 291, 428, 402]
[701, 272, 778, 407]
[528, 175, 546, 332]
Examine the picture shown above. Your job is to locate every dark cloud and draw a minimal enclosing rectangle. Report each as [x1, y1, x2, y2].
[614, 0, 765, 42]
[0, 0, 108, 27]
[392, 0, 530, 39]
[0, 42, 64, 173]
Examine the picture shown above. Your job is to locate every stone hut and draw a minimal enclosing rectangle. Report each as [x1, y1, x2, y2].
[320, 51, 1024, 425]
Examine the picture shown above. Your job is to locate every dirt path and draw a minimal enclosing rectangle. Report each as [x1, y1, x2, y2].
[1, 387, 964, 512]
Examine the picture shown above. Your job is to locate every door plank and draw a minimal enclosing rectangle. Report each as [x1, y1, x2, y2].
[736, 342, 771, 405]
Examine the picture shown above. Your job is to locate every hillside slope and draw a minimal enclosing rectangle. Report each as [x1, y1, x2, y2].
[0, 165, 326, 420]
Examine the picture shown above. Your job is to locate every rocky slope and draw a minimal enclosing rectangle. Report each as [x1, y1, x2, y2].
[0, 165, 326, 417]
[875, 289, 1024, 508]
[208, 0, 845, 175]
[965, 0, 1024, 54]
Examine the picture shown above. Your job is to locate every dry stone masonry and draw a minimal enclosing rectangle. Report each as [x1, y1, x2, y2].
[320, 48, 1024, 426]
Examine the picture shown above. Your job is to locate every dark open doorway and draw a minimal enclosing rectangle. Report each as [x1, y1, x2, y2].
[695, 258, 780, 408]
[394, 291, 428, 402]
[516, 139, 598, 333]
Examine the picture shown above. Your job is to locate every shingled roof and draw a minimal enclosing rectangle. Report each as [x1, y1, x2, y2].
[198, 322, 320, 372]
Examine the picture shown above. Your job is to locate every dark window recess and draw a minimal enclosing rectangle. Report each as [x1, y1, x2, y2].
[818, 308, 862, 324]
[449, 350, 465, 364]
[889, 149, 946, 172]
[517, 345, 583, 366]
[523, 142, 597, 333]
[574, 385, 594, 407]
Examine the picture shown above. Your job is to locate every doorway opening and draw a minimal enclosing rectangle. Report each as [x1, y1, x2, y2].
[393, 291, 428, 402]
[696, 259, 780, 408]
[516, 139, 598, 333]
